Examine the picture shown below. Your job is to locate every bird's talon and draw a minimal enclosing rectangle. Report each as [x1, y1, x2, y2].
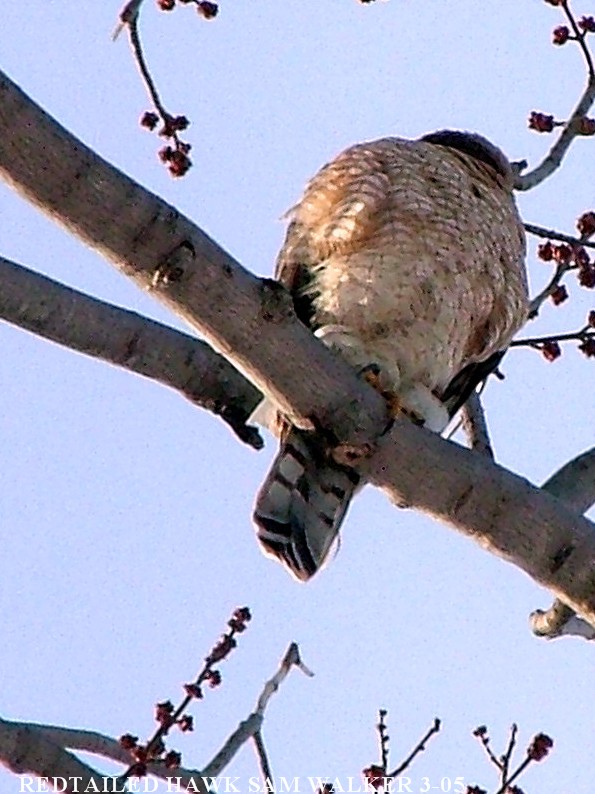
[332, 442, 375, 467]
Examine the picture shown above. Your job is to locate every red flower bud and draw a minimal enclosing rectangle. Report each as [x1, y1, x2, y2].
[537, 241, 554, 261]
[579, 16, 595, 33]
[552, 25, 570, 45]
[579, 338, 595, 358]
[550, 285, 568, 305]
[541, 342, 561, 362]
[527, 733, 553, 761]
[528, 112, 555, 133]
[577, 211, 595, 238]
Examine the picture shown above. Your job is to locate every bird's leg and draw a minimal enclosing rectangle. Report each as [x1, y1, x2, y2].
[397, 384, 450, 433]
[359, 366, 449, 433]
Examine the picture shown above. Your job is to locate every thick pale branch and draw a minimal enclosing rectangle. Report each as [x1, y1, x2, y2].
[203, 643, 311, 776]
[366, 427, 595, 625]
[0, 717, 114, 793]
[2, 70, 595, 625]
[530, 447, 595, 639]
[0, 255, 262, 446]
[0, 68, 388, 449]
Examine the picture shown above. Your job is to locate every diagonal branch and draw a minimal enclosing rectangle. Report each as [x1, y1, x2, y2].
[2, 69, 595, 627]
[0, 643, 310, 789]
[0, 717, 120, 793]
[530, 447, 595, 640]
[516, 2, 595, 191]
[460, 392, 494, 459]
[0, 254, 263, 447]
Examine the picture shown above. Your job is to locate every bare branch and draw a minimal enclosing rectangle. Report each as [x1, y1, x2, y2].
[388, 718, 440, 778]
[0, 717, 118, 793]
[0, 255, 263, 448]
[252, 732, 274, 792]
[524, 222, 595, 251]
[376, 709, 390, 772]
[0, 641, 310, 788]
[113, 0, 147, 40]
[460, 392, 494, 459]
[543, 445, 595, 514]
[516, 2, 595, 191]
[255, 643, 313, 717]
[527, 261, 572, 318]
[202, 715, 263, 779]
[472, 726, 503, 773]
[510, 324, 594, 350]
[2, 70, 595, 626]
[0, 68, 389, 447]
[203, 643, 312, 776]
[530, 447, 595, 639]
[500, 723, 518, 787]
[2, 721, 206, 790]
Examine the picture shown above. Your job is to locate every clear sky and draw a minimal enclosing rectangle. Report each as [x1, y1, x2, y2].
[1, 2, 594, 793]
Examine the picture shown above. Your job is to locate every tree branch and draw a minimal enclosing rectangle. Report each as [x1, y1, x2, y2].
[0, 717, 119, 793]
[0, 68, 388, 448]
[516, 2, 595, 191]
[530, 447, 595, 640]
[203, 643, 312, 776]
[0, 643, 309, 789]
[524, 222, 595, 251]
[2, 70, 595, 626]
[0, 254, 263, 447]
[460, 392, 494, 459]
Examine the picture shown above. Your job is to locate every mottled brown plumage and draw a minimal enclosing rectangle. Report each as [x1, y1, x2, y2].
[254, 131, 528, 581]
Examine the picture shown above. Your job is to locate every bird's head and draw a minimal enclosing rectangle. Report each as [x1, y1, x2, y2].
[421, 129, 514, 187]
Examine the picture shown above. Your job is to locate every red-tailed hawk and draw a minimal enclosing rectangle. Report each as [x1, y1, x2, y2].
[253, 131, 528, 581]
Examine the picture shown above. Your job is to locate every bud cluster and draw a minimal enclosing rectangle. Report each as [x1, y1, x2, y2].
[527, 733, 554, 762]
[158, 0, 219, 17]
[118, 607, 252, 780]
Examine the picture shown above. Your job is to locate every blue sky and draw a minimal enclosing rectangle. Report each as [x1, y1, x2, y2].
[1, 2, 594, 792]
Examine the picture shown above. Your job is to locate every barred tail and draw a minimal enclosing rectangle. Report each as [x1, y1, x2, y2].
[253, 429, 360, 581]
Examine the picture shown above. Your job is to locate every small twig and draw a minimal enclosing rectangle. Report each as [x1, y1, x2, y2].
[204, 643, 312, 777]
[388, 718, 441, 778]
[524, 222, 595, 251]
[527, 261, 573, 318]
[500, 723, 518, 786]
[113, 0, 147, 40]
[117, 1, 193, 175]
[119, 608, 252, 783]
[376, 710, 390, 772]
[516, 1, 595, 191]
[127, 18, 169, 120]
[460, 392, 494, 459]
[253, 731, 274, 792]
[472, 727, 503, 773]
[256, 643, 314, 716]
[562, 0, 595, 79]
[510, 325, 593, 349]
[493, 756, 531, 794]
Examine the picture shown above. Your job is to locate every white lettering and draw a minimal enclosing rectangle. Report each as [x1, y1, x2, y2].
[279, 777, 300, 793]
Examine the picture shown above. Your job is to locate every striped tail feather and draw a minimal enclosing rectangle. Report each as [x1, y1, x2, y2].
[253, 428, 361, 581]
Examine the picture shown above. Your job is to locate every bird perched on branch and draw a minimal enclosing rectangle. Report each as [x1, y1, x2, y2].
[253, 130, 528, 581]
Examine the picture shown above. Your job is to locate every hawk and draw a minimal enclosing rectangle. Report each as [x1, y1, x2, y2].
[253, 130, 528, 581]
